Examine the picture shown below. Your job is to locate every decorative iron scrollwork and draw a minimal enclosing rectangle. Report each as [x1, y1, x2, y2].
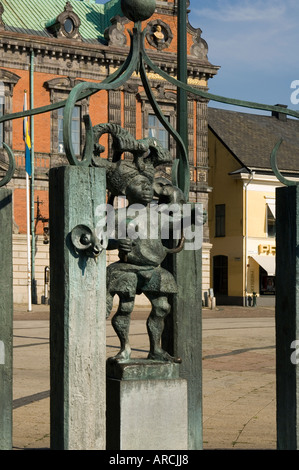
[0, 2, 298, 192]
[270, 139, 299, 187]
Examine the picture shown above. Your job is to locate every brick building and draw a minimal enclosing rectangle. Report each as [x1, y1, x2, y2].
[0, 0, 218, 304]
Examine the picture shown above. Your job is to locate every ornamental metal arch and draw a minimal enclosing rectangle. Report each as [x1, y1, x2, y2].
[0, 0, 298, 193]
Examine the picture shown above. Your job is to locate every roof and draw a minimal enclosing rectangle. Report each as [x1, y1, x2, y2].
[0, 0, 123, 43]
[208, 107, 299, 174]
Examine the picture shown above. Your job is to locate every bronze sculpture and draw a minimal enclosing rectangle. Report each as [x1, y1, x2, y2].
[92, 123, 185, 362]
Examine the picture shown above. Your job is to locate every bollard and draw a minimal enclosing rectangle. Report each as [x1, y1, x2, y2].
[42, 266, 50, 305]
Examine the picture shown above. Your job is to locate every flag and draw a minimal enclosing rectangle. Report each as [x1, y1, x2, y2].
[23, 91, 31, 176]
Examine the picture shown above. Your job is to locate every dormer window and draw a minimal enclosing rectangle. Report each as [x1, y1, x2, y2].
[64, 17, 74, 35]
[46, 1, 82, 40]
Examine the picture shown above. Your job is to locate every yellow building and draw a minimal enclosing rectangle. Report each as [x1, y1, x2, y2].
[208, 107, 299, 306]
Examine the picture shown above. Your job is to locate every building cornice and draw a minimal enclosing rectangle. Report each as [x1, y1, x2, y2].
[231, 171, 299, 185]
[0, 29, 219, 81]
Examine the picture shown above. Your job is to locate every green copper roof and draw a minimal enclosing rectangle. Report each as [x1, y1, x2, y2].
[1, 0, 123, 43]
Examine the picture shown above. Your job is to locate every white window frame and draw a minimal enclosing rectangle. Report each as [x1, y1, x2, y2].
[58, 105, 81, 156]
[148, 113, 170, 150]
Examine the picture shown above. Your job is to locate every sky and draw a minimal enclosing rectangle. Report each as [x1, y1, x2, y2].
[188, 0, 299, 114]
[95, 0, 299, 116]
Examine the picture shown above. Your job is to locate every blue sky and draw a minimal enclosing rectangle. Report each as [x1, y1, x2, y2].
[188, 0, 299, 113]
[95, 0, 299, 115]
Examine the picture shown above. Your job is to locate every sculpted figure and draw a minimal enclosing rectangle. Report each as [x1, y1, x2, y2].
[92, 124, 185, 362]
[153, 24, 165, 45]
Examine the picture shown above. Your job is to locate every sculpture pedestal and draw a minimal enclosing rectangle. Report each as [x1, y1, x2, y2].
[106, 359, 188, 450]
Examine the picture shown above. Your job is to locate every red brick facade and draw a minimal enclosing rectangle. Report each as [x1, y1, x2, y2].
[0, 0, 218, 302]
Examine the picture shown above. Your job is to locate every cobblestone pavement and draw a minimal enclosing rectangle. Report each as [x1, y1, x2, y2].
[12, 304, 276, 450]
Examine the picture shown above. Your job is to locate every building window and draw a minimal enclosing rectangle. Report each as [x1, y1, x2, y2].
[46, 2, 82, 40]
[58, 105, 81, 155]
[148, 114, 170, 150]
[0, 81, 4, 147]
[45, 77, 89, 157]
[267, 204, 276, 237]
[215, 204, 225, 237]
[260, 266, 275, 296]
[0, 70, 20, 153]
[64, 18, 75, 35]
[213, 255, 228, 296]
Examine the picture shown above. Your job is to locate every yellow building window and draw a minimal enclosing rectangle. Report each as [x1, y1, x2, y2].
[267, 205, 276, 237]
[215, 204, 225, 237]
[213, 255, 228, 295]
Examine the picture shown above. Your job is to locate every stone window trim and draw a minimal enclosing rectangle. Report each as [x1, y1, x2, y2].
[44, 76, 89, 157]
[46, 1, 82, 41]
[0, 68, 21, 156]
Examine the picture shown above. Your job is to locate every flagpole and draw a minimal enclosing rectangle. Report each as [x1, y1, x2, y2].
[30, 50, 36, 304]
[24, 90, 32, 312]
[26, 170, 32, 312]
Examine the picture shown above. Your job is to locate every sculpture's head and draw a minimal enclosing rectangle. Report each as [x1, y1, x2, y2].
[153, 177, 186, 205]
[126, 174, 154, 205]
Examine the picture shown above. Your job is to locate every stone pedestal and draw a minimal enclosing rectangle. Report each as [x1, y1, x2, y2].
[0, 189, 13, 450]
[49, 167, 106, 450]
[106, 360, 188, 450]
[162, 203, 203, 449]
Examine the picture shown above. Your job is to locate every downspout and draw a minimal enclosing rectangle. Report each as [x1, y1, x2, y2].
[30, 49, 36, 303]
[244, 170, 254, 306]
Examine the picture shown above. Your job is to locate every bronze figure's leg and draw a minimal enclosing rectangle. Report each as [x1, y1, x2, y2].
[145, 294, 177, 362]
[111, 295, 135, 361]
